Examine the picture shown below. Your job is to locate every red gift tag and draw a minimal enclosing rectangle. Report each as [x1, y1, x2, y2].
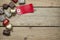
[16, 4, 34, 15]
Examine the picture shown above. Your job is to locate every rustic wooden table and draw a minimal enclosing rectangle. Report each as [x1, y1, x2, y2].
[0, 0, 60, 40]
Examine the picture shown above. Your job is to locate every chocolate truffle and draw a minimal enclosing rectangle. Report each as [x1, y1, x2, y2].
[10, 9, 16, 16]
[3, 4, 9, 9]
[3, 29, 10, 36]
[9, 2, 15, 9]
[3, 19, 9, 26]
[11, 0, 18, 3]
[6, 24, 13, 31]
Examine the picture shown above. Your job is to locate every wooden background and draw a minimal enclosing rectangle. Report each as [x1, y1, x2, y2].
[0, 0, 60, 40]
[0, 0, 60, 6]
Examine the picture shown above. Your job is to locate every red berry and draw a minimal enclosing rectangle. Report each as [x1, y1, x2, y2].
[12, 0, 18, 3]
[3, 19, 9, 26]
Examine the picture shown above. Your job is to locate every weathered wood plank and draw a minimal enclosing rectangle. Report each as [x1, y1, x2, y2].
[0, 27, 60, 40]
[0, 0, 60, 6]
[10, 8, 60, 26]
[26, 0, 60, 6]
[0, 8, 60, 26]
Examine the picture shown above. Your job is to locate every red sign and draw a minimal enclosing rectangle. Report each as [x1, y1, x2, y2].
[16, 4, 34, 15]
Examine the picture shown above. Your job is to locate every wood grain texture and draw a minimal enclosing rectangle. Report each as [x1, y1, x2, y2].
[0, 27, 60, 40]
[26, 0, 60, 6]
[0, 0, 60, 26]
[0, 0, 60, 6]
[0, 8, 60, 26]
[0, 0, 60, 40]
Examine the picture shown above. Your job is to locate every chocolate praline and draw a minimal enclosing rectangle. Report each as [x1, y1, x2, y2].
[9, 2, 16, 9]
[3, 29, 10, 36]
[3, 4, 9, 9]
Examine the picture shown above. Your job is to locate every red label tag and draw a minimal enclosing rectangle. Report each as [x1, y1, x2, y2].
[16, 4, 34, 15]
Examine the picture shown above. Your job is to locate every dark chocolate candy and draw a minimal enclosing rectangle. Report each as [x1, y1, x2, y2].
[9, 2, 15, 9]
[3, 4, 9, 9]
[3, 29, 10, 36]
[11, 0, 18, 3]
